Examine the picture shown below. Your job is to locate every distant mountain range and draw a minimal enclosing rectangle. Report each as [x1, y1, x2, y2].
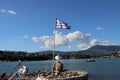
[1, 45, 120, 56]
[36, 45, 120, 55]
[1, 45, 120, 61]
[78, 45, 120, 55]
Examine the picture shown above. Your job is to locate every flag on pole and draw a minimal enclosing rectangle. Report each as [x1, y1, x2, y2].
[55, 19, 71, 29]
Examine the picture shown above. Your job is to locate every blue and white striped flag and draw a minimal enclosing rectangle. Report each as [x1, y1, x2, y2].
[56, 19, 71, 29]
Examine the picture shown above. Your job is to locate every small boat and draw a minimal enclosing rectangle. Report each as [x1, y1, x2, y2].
[8, 65, 27, 80]
[0, 60, 27, 80]
[86, 59, 96, 62]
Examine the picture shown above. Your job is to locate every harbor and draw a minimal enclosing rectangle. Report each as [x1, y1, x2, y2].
[0, 58, 120, 80]
[25, 55, 88, 80]
[0, 54, 89, 80]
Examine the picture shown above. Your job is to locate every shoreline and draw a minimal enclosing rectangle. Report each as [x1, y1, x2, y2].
[25, 70, 88, 80]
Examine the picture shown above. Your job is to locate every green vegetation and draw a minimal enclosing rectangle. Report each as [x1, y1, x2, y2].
[0, 50, 120, 61]
[0, 50, 51, 61]
[1, 45, 120, 61]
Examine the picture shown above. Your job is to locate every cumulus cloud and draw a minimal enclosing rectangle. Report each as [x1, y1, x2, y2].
[34, 36, 54, 49]
[89, 38, 99, 46]
[77, 38, 116, 50]
[96, 27, 104, 30]
[32, 30, 115, 50]
[100, 40, 116, 46]
[43, 39, 54, 49]
[32, 36, 52, 43]
[55, 31, 68, 46]
[77, 44, 90, 50]
[8, 10, 16, 14]
[66, 31, 91, 42]
[0, 8, 16, 15]
[32, 31, 92, 49]
[32, 31, 69, 49]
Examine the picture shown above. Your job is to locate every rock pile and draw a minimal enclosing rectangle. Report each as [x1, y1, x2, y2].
[26, 70, 88, 80]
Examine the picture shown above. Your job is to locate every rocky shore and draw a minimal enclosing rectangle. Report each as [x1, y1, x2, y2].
[25, 70, 88, 80]
[25, 58, 88, 80]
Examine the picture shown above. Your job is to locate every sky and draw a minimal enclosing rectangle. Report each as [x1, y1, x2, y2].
[0, 0, 120, 52]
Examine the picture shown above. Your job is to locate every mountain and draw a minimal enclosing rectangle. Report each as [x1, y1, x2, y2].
[35, 45, 120, 55]
[1, 45, 120, 56]
[79, 45, 120, 55]
[1, 45, 120, 61]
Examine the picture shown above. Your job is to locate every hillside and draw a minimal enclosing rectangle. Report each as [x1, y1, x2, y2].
[79, 45, 120, 55]
[1, 45, 120, 61]
[35, 45, 120, 55]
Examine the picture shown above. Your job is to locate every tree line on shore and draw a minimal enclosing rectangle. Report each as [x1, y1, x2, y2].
[0, 50, 119, 61]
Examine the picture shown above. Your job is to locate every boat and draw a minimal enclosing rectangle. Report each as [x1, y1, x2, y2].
[8, 65, 27, 80]
[0, 60, 27, 80]
[86, 59, 96, 62]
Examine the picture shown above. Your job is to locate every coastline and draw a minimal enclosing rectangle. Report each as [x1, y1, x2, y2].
[25, 70, 88, 80]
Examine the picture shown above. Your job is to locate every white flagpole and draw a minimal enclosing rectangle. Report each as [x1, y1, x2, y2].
[52, 18, 57, 76]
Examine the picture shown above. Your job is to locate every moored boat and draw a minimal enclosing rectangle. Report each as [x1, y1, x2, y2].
[86, 59, 96, 62]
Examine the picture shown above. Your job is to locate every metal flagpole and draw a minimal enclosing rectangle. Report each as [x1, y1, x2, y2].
[52, 18, 57, 76]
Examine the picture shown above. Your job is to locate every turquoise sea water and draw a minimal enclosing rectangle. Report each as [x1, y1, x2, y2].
[0, 58, 120, 80]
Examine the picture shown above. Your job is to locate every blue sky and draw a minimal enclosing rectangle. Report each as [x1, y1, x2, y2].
[0, 0, 120, 52]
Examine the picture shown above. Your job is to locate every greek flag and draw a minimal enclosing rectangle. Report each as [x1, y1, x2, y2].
[56, 19, 71, 29]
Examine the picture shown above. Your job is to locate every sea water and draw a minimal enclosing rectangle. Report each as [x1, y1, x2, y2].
[0, 58, 120, 80]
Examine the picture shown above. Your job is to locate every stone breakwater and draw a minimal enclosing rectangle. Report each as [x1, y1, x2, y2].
[25, 70, 88, 80]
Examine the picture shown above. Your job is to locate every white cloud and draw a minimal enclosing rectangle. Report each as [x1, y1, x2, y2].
[78, 44, 90, 50]
[100, 40, 116, 46]
[40, 39, 54, 49]
[84, 33, 91, 39]
[32, 36, 54, 48]
[32, 31, 91, 49]
[32, 30, 115, 50]
[66, 31, 91, 42]
[89, 38, 99, 46]
[32, 31, 68, 49]
[23, 35, 29, 39]
[32, 37, 42, 43]
[1, 9, 6, 12]
[77, 38, 99, 50]
[96, 27, 104, 30]
[68, 45, 72, 49]
[39, 37, 54, 49]
[8, 10, 16, 14]
[0, 8, 16, 15]
[66, 31, 83, 42]
[77, 38, 116, 50]
[55, 31, 68, 46]
[32, 36, 53, 43]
